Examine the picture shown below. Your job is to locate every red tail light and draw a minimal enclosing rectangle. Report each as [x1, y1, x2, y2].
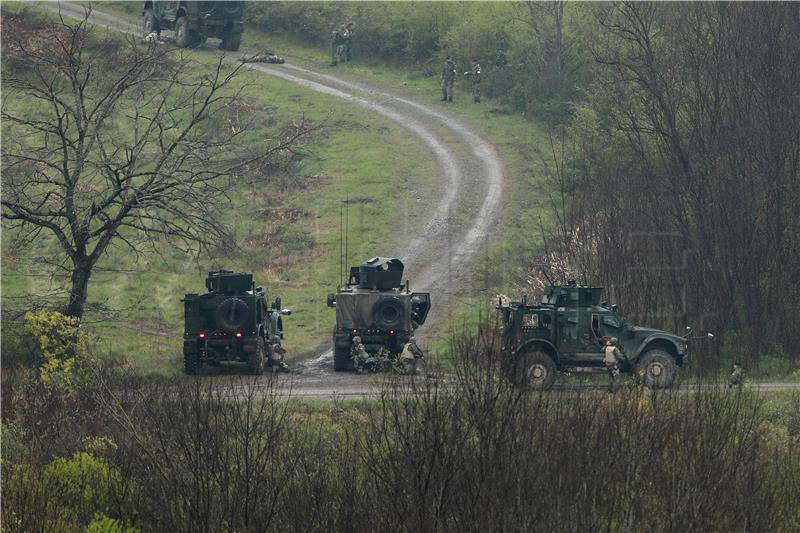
[389, 329, 396, 335]
[198, 332, 206, 339]
[235, 332, 243, 339]
[351, 328, 359, 334]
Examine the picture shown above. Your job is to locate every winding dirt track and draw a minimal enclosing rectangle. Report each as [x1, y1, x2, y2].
[47, 3, 506, 397]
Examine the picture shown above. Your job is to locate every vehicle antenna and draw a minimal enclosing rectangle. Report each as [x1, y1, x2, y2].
[339, 202, 344, 286]
[541, 268, 555, 287]
[345, 194, 349, 281]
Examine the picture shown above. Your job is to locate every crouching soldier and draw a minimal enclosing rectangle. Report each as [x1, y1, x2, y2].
[270, 343, 290, 372]
[729, 361, 745, 388]
[604, 337, 624, 393]
[398, 337, 425, 375]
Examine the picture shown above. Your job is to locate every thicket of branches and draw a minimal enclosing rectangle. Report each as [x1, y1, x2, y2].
[539, 3, 800, 372]
[1, 9, 309, 321]
[3, 331, 799, 532]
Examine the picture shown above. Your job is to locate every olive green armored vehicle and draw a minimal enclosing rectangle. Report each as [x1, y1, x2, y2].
[143, 1, 244, 50]
[182, 270, 291, 375]
[327, 257, 431, 371]
[498, 284, 692, 389]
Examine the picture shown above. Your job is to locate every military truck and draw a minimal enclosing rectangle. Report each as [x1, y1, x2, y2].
[182, 270, 291, 375]
[327, 257, 431, 371]
[497, 284, 691, 389]
[143, 1, 244, 50]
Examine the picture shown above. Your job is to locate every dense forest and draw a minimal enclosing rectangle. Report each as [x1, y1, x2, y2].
[254, 2, 800, 371]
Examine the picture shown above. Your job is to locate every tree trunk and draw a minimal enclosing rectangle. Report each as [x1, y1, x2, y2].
[65, 261, 91, 320]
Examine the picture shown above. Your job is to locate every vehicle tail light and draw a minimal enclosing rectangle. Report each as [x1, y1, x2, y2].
[351, 328, 359, 334]
[198, 332, 206, 339]
[389, 329, 396, 335]
[235, 332, 243, 339]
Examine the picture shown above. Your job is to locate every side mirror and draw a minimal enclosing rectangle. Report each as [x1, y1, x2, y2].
[611, 304, 619, 313]
[273, 297, 281, 310]
[280, 308, 292, 316]
[327, 293, 336, 308]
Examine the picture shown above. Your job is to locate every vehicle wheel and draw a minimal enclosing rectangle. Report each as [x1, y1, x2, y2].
[513, 351, 557, 390]
[334, 345, 352, 371]
[143, 10, 159, 37]
[637, 349, 678, 389]
[249, 337, 266, 375]
[175, 16, 195, 48]
[215, 298, 249, 332]
[225, 32, 241, 51]
[184, 350, 200, 375]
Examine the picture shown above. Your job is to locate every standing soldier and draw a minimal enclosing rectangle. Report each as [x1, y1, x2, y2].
[441, 56, 457, 102]
[464, 59, 482, 103]
[330, 26, 345, 66]
[343, 21, 355, 62]
[729, 361, 744, 388]
[604, 337, 624, 393]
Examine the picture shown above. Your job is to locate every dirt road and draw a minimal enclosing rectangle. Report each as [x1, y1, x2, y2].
[47, 3, 507, 395]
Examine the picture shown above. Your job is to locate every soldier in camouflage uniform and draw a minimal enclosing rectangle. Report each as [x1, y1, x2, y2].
[464, 59, 482, 103]
[240, 50, 285, 64]
[728, 361, 744, 388]
[330, 26, 346, 66]
[441, 56, 457, 102]
[342, 21, 354, 62]
[603, 337, 624, 393]
[398, 337, 424, 375]
[350, 336, 369, 373]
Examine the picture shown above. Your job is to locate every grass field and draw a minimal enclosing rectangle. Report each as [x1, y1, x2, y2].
[1, 3, 438, 374]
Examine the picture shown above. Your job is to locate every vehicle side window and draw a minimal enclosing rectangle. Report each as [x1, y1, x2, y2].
[602, 315, 621, 328]
[522, 314, 539, 328]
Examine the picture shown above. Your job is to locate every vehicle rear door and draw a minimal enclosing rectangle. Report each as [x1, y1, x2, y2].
[411, 292, 430, 326]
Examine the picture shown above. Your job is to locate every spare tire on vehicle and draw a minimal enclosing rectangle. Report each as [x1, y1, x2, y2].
[215, 297, 249, 331]
[373, 297, 404, 329]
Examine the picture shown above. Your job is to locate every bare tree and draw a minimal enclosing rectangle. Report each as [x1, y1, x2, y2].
[1, 10, 307, 320]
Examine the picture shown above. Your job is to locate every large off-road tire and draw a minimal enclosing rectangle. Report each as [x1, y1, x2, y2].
[184, 350, 200, 375]
[175, 16, 195, 48]
[373, 297, 404, 329]
[249, 337, 266, 375]
[143, 10, 159, 37]
[215, 298, 249, 332]
[512, 351, 557, 390]
[221, 32, 241, 51]
[637, 349, 678, 389]
[334, 345, 352, 372]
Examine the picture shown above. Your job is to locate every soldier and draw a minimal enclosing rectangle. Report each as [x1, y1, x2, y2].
[604, 337, 624, 393]
[240, 51, 285, 64]
[330, 26, 346, 66]
[464, 59, 482, 103]
[342, 21, 354, 62]
[441, 56, 457, 102]
[351, 336, 369, 373]
[729, 361, 744, 388]
[399, 337, 424, 374]
[270, 343, 290, 373]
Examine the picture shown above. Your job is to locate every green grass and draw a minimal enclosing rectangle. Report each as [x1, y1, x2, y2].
[1, 3, 437, 374]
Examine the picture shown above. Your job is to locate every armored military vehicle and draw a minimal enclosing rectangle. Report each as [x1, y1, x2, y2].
[327, 257, 431, 371]
[497, 284, 690, 389]
[182, 270, 290, 375]
[143, 1, 244, 50]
